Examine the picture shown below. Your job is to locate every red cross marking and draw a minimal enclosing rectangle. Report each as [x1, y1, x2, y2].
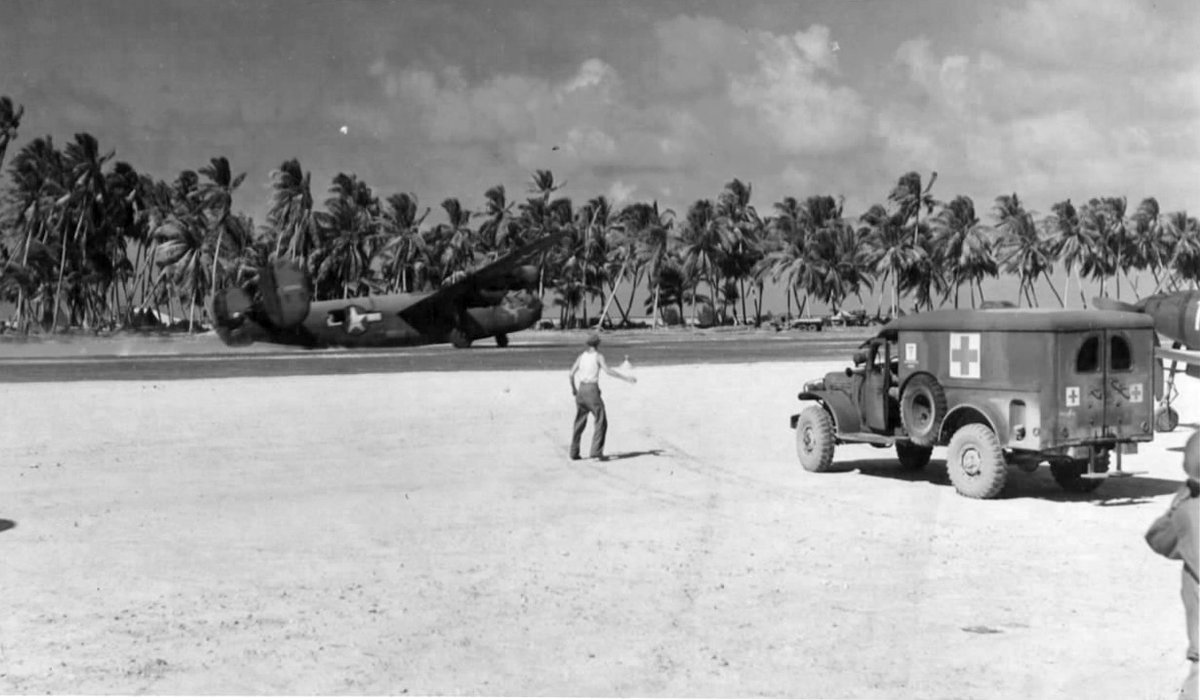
[951, 335, 978, 376]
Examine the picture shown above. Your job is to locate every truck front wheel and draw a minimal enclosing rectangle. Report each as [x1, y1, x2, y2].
[946, 424, 1007, 499]
[900, 374, 947, 447]
[795, 405, 836, 472]
[896, 442, 933, 470]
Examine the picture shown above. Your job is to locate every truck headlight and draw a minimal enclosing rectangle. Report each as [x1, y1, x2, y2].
[803, 379, 825, 392]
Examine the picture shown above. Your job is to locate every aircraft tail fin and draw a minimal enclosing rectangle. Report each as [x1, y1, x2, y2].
[259, 259, 312, 328]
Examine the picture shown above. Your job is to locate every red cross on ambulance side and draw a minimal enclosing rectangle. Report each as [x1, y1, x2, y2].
[948, 333, 981, 379]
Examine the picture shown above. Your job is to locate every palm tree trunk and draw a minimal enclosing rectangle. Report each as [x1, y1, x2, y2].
[652, 284, 661, 330]
[210, 225, 225, 296]
[53, 210, 87, 332]
[1041, 270, 1064, 307]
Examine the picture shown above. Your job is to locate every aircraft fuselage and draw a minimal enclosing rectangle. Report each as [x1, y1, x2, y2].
[225, 291, 544, 349]
[1141, 289, 1200, 349]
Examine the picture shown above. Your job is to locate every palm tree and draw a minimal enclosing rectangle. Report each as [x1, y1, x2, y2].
[54, 133, 113, 330]
[0, 96, 24, 176]
[478, 184, 518, 253]
[311, 173, 383, 298]
[993, 194, 1063, 307]
[1079, 196, 1127, 299]
[4, 136, 65, 330]
[1161, 211, 1200, 289]
[1046, 199, 1094, 307]
[716, 179, 762, 324]
[889, 170, 939, 246]
[859, 203, 917, 318]
[267, 158, 317, 264]
[378, 192, 429, 292]
[930, 195, 998, 308]
[625, 201, 675, 328]
[1126, 197, 1169, 295]
[429, 197, 475, 286]
[678, 198, 727, 323]
[151, 188, 209, 330]
[198, 157, 246, 301]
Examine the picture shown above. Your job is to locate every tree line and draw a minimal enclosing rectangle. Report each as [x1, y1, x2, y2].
[0, 95, 1197, 334]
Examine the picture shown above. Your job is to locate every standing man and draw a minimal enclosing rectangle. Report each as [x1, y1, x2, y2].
[1147, 429, 1199, 700]
[569, 333, 636, 461]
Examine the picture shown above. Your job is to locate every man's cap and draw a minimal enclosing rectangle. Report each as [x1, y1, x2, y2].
[1184, 429, 1199, 481]
[586, 333, 601, 347]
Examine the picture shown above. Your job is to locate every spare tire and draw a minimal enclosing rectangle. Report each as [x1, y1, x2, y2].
[900, 374, 948, 447]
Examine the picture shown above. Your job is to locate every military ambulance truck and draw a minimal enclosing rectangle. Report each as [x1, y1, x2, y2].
[791, 309, 1157, 498]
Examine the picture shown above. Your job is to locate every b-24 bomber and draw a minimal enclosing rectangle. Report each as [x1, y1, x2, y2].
[790, 308, 1159, 499]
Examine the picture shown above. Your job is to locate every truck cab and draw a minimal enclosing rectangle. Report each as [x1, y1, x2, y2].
[791, 309, 1158, 498]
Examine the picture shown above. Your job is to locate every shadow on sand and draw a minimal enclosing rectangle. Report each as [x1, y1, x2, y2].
[0, 519, 16, 534]
[600, 449, 665, 462]
[826, 458, 1184, 504]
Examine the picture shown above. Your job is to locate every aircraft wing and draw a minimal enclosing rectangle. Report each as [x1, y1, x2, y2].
[397, 232, 566, 326]
[1158, 346, 1200, 368]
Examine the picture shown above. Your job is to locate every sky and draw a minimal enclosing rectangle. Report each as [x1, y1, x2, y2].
[2, 0, 1198, 235]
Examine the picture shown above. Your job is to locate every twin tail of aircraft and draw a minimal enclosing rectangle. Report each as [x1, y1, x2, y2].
[1093, 288, 1200, 431]
[211, 233, 566, 350]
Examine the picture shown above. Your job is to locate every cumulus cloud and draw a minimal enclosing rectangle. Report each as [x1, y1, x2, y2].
[727, 26, 868, 153]
[872, 0, 1200, 212]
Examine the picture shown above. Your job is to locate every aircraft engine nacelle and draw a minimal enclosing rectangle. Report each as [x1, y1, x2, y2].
[513, 265, 540, 289]
[211, 287, 257, 346]
[259, 259, 312, 329]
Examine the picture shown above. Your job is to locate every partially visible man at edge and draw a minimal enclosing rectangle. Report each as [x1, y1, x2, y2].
[568, 333, 636, 461]
[1147, 429, 1199, 700]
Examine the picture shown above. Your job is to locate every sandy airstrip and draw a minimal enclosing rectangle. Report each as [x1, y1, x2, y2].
[0, 344, 1196, 698]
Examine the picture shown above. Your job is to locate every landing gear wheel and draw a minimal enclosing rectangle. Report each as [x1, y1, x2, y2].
[1155, 406, 1179, 432]
[449, 329, 472, 349]
[1050, 454, 1109, 493]
[946, 424, 1007, 499]
[495, 333, 509, 348]
[900, 374, 947, 447]
[795, 405, 836, 473]
[896, 442, 933, 470]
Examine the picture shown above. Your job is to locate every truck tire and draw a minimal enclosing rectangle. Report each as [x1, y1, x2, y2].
[795, 405, 836, 472]
[1155, 406, 1179, 432]
[1050, 454, 1109, 494]
[896, 442, 933, 470]
[900, 374, 947, 447]
[946, 423, 1007, 499]
[449, 328, 472, 349]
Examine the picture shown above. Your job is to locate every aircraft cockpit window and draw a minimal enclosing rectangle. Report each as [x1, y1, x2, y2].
[1109, 335, 1132, 371]
[1076, 336, 1100, 373]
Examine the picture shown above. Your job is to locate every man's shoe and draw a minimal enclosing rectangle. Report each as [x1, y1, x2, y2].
[591, 455, 607, 462]
[570, 454, 581, 461]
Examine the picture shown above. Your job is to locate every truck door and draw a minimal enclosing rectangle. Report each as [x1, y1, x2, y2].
[860, 340, 893, 433]
[1104, 329, 1154, 440]
[1059, 333, 1107, 441]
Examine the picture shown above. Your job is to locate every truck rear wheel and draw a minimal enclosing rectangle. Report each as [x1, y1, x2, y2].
[896, 442, 932, 470]
[1050, 455, 1109, 493]
[900, 374, 947, 447]
[946, 424, 1007, 499]
[795, 405, 836, 472]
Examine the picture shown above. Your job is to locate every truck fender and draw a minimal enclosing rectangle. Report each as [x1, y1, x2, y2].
[793, 391, 862, 435]
[939, 402, 1002, 444]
